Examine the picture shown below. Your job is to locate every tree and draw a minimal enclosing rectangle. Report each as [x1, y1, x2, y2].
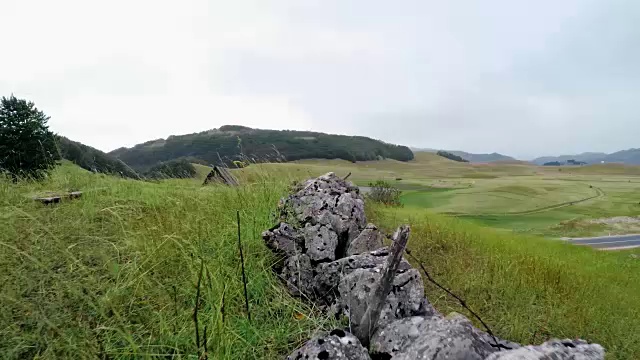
[436, 150, 469, 163]
[0, 95, 59, 180]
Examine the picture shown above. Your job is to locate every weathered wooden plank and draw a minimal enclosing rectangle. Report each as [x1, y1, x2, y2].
[202, 166, 239, 186]
[354, 225, 411, 345]
[34, 191, 83, 205]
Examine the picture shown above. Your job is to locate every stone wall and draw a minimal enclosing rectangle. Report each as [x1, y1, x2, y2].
[262, 173, 604, 360]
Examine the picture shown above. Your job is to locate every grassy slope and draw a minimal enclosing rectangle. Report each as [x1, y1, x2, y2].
[279, 154, 640, 237]
[0, 163, 333, 359]
[369, 205, 640, 359]
[3, 158, 640, 359]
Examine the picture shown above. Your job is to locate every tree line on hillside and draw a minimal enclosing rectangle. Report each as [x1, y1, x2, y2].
[436, 150, 469, 163]
[56, 136, 141, 178]
[109, 126, 415, 171]
[543, 159, 587, 166]
[1, 96, 411, 182]
[57, 138, 200, 180]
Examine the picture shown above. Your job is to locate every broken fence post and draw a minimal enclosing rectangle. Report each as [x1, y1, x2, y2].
[354, 225, 410, 346]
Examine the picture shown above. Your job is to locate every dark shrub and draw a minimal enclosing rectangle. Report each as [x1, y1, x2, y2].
[367, 180, 402, 207]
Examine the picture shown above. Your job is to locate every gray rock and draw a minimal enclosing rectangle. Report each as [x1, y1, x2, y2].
[315, 210, 362, 247]
[280, 172, 366, 226]
[347, 224, 385, 256]
[286, 329, 371, 360]
[446, 312, 522, 351]
[370, 315, 498, 360]
[280, 254, 314, 297]
[336, 266, 433, 333]
[485, 339, 605, 360]
[304, 223, 339, 262]
[336, 192, 366, 227]
[312, 248, 414, 304]
[261, 222, 303, 257]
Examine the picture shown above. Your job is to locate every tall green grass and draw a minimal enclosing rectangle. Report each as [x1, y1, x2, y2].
[0, 163, 333, 359]
[370, 205, 640, 359]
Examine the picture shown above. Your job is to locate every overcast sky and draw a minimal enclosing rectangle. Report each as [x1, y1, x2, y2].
[1, 0, 638, 159]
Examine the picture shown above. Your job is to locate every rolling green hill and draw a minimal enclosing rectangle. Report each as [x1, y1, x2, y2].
[109, 125, 414, 171]
[56, 136, 140, 179]
[412, 148, 516, 163]
[449, 150, 516, 163]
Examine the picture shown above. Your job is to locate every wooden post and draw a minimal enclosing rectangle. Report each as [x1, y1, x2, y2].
[355, 225, 410, 346]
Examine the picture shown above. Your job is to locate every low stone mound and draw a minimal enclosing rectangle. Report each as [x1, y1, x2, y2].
[263, 172, 604, 359]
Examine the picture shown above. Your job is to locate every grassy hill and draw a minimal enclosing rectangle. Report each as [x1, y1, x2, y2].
[1, 162, 639, 359]
[0, 162, 332, 359]
[370, 206, 640, 359]
[108, 125, 414, 172]
[56, 136, 140, 179]
[254, 153, 640, 237]
[449, 150, 516, 163]
[412, 148, 516, 163]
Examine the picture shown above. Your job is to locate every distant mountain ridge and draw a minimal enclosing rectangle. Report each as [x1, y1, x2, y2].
[110, 125, 414, 171]
[532, 149, 640, 165]
[411, 148, 516, 163]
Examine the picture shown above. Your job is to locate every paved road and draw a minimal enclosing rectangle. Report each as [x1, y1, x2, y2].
[566, 234, 640, 250]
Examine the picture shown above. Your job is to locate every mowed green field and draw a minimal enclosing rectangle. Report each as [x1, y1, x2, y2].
[257, 153, 640, 237]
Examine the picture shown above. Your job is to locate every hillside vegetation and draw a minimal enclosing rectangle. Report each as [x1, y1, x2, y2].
[436, 150, 469, 163]
[56, 136, 140, 179]
[370, 205, 640, 359]
[109, 125, 414, 171]
[3, 153, 640, 359]
[0, 163, 333, 359]
[144, 159, 197, 180]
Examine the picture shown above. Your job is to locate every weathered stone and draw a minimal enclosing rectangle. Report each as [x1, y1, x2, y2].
[336, 192, 366, 228]
[370, 315, 498, 360]
[337, 267, 434, 334]
[347, 224, 385, 256]
[280, 172, 366, 227]
[446, 313, 522, 351]
[261, 222, 303, 257]
[312, 248, 413, 304]
[265, 172, 607, 360]
[286, 329, 371, 360]
[314, 210, 362, 251]
[304, 223, 339, 262]
[281, 254, 314, 297]
[485, 339, 605, 360]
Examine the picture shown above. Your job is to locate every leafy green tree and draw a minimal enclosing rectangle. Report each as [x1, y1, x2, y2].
[0, 95, 59, 180]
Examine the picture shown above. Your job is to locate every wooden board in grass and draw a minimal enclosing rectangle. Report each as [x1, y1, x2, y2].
[34, 191, 83, 205]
